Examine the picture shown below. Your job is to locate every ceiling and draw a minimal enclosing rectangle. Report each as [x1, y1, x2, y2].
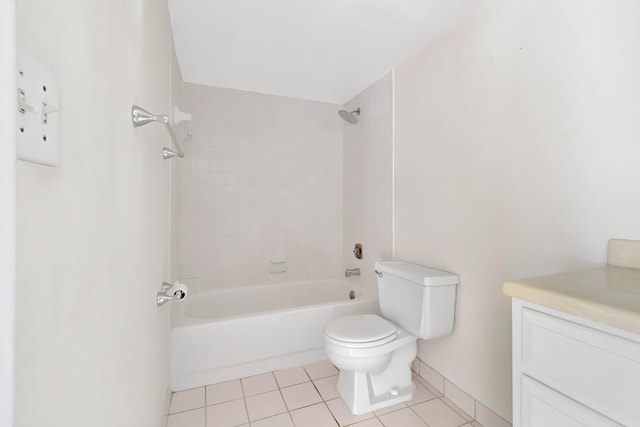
[168, 0, 481, 105]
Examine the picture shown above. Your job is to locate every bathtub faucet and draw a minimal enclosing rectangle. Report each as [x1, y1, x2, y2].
[345, 268, 361, 278]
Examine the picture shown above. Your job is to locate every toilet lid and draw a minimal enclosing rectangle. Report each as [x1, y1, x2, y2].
[324, 314, 397, 344]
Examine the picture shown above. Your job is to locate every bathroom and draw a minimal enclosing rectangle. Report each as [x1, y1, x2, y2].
[2, 0, 640, 426]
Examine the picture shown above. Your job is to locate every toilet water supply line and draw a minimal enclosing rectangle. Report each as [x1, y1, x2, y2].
[157, 281, 188, 306]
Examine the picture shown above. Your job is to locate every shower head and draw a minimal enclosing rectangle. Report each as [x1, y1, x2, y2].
[338, 108, 361, 124]
[131, 105, 170, 127]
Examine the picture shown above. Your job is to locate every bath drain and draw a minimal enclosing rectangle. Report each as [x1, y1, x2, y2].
[349, 290, 355, 300]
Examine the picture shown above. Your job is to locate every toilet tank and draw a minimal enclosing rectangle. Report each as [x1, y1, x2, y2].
[375, 261, 459, 339]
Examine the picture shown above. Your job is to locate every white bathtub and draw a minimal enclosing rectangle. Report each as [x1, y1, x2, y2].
[170, 279, 379, 391]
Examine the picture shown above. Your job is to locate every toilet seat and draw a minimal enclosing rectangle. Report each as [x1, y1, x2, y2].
[324, 314, 397, 349]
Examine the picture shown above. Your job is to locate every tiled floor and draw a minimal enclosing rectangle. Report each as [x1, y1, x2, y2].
[167, 360, 484, 427]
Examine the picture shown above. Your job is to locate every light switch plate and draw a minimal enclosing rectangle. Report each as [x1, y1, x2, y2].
[16, 49, 59, 166]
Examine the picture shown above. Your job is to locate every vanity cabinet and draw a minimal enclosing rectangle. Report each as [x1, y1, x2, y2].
[511, 299, 640, 427]
[505, 241, 640, 426]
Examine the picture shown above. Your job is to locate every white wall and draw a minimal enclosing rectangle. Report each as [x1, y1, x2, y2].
[394, 0, 640, 421]
[0, 1, 16, 426]
[342, 74, 394, 291]
[15, 1, 175, 426]
[178, 84, 343, 292]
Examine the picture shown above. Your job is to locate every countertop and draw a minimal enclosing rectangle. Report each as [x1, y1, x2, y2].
[503, 266, 640, 335]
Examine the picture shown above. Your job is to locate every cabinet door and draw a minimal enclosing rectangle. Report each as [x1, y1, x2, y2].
[521, 307, 640, 423]
[521, 376, 622, 427]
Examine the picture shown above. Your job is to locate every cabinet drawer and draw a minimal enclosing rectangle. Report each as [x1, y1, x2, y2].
[521, 308, 640, 424]
[521, 375, 621, 427]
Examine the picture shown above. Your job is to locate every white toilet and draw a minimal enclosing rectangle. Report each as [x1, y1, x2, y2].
[324, 261, 459, 415]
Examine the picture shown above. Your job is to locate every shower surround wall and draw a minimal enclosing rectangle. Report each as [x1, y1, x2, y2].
[179, 84, 343, 292]
[341, 73, 394, 291]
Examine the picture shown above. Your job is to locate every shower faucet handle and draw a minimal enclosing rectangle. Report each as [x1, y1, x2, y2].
[345, 268, 361, 277]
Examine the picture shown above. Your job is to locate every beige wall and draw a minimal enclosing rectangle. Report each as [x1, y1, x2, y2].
[178, 84, 343, 292]
[342, 74, 394, 291]
[394, 0, 640, 421]
[15, 1, 175, 426]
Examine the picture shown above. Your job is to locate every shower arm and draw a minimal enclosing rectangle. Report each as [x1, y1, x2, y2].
[131, 105, 185, 159]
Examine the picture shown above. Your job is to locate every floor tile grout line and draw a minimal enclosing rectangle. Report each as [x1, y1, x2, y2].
[277, 378, 292, 414]
[284, 398, 331, 414]
[286, 410, 296, 427]
[309, 376, 324, 402]
[322, 400, 341, 427]
[407, 402, 432, 427]
[439, 395, 474, 422]
[239, 377, 250, 426]
[274, 366, 312, 389]
[167, 404, 206, 416]
[303, 367, 312, 384]
[203, 385, 207, 426]
[249, 408, 289, 424]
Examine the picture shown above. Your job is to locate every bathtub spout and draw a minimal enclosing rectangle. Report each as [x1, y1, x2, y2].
[345, 268, 361, 277]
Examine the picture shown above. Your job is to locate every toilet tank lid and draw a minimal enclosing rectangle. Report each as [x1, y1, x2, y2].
[375, 261, 459, 286]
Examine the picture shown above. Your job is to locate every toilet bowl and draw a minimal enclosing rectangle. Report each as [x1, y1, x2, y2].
[324, 261, 459, 415]
[324, 314, 418, 414]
